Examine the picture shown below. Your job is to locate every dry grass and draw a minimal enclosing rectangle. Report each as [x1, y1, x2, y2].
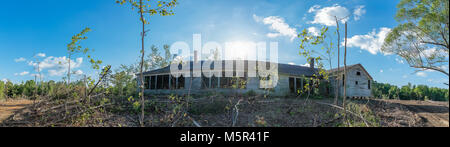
[1, 97, 448, 127]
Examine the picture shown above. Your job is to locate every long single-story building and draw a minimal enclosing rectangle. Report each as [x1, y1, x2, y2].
[137, 60, 373, 98]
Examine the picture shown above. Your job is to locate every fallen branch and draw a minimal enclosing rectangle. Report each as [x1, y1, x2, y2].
[188, 116, 202, 127]
[126, 115, 138, 123]
[38, 99, 83, 113]
[87, 65, 111, 97]
[43, 104, 112, 127]
[314, 101, 370, 127]
[231, 99, 243, 127]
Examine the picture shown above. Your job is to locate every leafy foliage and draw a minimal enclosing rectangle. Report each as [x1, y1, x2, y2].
[372, 81, 449, 101]
[382, 0, 449, 77]
[66, 27, 103, 85]
[116, 0, 178, 21]
[144, 44, 173, 71]
[297, 26, 332, 96]
[0, 81, 5, 100]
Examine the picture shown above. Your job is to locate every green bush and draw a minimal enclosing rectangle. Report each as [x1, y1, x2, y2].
[244, 90, 256, 97]
[0, 81, 5, 100]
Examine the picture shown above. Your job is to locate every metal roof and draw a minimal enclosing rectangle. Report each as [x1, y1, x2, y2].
[140, 60, 319, 77]
[327, 63, 373, 80]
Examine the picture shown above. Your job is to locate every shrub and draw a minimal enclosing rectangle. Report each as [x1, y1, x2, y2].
[244, 90, 256, 97]
[188, 101, 227, 115]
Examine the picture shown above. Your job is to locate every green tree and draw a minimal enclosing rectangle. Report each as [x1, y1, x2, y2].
[298, 26, 331, 95]
[144, 44, 173, 71]
[0, 81, 5, 100]
[22, 80, 36, 98]
[388, 86, 400, 99]
[382, 0, 449, 79]
[400, 84, 412, 100]
[372, 81, 448, 101]
[117, 0, 178, 126]
[66, 27, 102, 84]
[5, 81, 14, 98]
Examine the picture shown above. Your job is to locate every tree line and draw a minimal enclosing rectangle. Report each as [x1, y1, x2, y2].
[0, 44, 174, 101]
[372, 81, 449, 101]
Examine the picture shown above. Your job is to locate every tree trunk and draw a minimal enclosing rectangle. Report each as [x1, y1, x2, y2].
[139, 0, 146, 127]
[68, 54, 71, 84]
[334, 16, 340, 105]
[343, 22, 348, 125]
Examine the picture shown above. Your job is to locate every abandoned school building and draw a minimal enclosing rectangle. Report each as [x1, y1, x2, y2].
[138, 59, 373, 98]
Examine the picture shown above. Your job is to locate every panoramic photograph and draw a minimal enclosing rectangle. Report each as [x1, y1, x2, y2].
[0, 0, 448, 133]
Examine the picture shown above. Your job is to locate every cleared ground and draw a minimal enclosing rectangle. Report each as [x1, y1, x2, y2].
[0, 99, 34, 123]
[373, 99, 449, 127]
[0, 98, 448, 127]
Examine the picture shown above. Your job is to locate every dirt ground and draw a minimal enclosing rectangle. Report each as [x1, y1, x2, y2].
[0, 98, 448, 127]
[0, 99, 34, 123]
[372, 99, 449, 127]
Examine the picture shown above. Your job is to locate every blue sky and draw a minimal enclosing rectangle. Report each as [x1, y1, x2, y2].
[0, 0, 448, 88]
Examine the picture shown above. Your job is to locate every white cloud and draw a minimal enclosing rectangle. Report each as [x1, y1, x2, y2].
[421, 48, 448, 58]
[416, 71, 427, 77]
[353, 5, 366, 21]
[402, 75, 408, 78]
[27, 56, 83, 77]
[422, 48, 436, 57]
[14, 57, 26, 62]
[252, 14, 263, 22]
[307, 27, 320, 36]
[307, 4, 366, 26]
[48, 69, 66, 77]
[15, 71, 29, 76]
[1, 78, 8, 82]
[427, 78, 448, 84]
[300, 63, 310, 67]
[442, 65, 449, 72]
[308, 4, 350, 26]
[74, 70, 83, 75]
[253, 14, 298, 41]
[380, 70, 383, 73]
[420, 68, 436, 73]
[35, 53, 46, 58]
[395, 57, 405, 64]
[308, 5, 321, 13]
[266, 33, 281, 38]
[347, 27, 392, 55]
[30, 73, 44, 79]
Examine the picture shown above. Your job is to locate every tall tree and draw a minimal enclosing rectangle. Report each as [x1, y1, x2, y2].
[117, 0, 177, 127]
[382, 0, 449, 79]
[66, 28, 101, 84]
[343, 22, 348, 125]
[67, 28, 90, 84]
[334, 16, 341, 105]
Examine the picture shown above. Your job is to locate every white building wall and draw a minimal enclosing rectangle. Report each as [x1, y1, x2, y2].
[139, 65, 372, 97]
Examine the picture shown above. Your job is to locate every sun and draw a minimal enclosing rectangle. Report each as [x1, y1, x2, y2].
[223, 41, 258, 60]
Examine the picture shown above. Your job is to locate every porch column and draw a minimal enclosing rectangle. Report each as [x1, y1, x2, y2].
[168, 74, 171, 89]
[154, 75, 158, 89]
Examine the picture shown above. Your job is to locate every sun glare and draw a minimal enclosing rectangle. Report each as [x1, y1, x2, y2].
[224, 41, 257, 60]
